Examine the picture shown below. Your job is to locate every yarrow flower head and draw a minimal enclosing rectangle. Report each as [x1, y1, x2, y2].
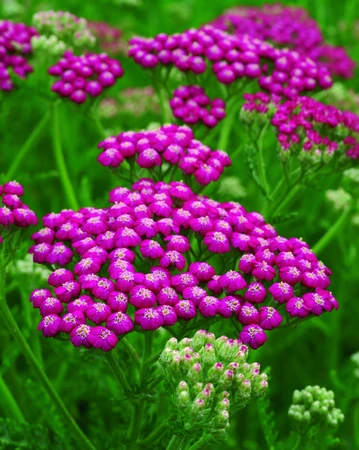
[170, 85, 226, 128]
[129, 24, 333, 99]
[48, 50, 124, 104]
[159, 331, 268, 438]
[0, 181, 38, 243]
[32, 11, 96, 52]
[289, 385, 344, 428]
[97, 124, 231, 188]
[212, 4, 355, 79]
[0, 20, 38, 91]
[88, 21, 127, 56]
[243, 94, 359, 161]
[29, 178, 337, 351]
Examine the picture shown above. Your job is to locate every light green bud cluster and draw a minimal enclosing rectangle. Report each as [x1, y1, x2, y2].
[218, 176, 247, 199]
[159, 330, 268, 437]
[350, 351, 359, 378]
[289, 386, 344, 428]
[10, 254, 50, 282]
[325, 188, 351, 211]
[342, 167, 359, 197]
[32, 11, 96, 52]
[31, 35, 66, 57]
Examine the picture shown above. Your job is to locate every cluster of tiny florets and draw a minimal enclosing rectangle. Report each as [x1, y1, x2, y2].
[159, 331, 268, 436]
[32, 10, 96, 50]
[128, 24, 333, 99]
[242, 94, 359, 160]
[88, 21, 126, 55]
[48, 50, 124, 103]
[0, 20, 38, 91]
[269, 96, 359, 159]
[170, 85, 226, 128]
[97, 124, 231, 187]
[0, 181, 38, 242]
[212, 4, 355, 79]
[29, 178, 337, 351]
[289, 385, 344, 427]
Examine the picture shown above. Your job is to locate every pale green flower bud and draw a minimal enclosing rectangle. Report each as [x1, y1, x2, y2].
[191, 330, 208, 350]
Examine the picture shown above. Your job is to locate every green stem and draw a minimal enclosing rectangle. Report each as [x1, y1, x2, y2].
[106, 352, 132, 393]
[217, 98, 240, 151]
[137, 419, 169, 446]
[354, 401, 359, 448]
[141, 332, 153, 384]
[262, 167, 302, 217]
[51, 102, 79, 211]
[255, 125, 270, 197]
[90, 110, 107, 139]
[312, 200, 355, 255]
[6, 111, 50, 180]
[127, 400, 144, 445]
[166, 435, 188, 450]
[121, 337, 140, 370]
[0, 374, 25, 422]
[272, 183, 301, 217]
[187, 436, 211, 450]
[0, 270, 96, 450]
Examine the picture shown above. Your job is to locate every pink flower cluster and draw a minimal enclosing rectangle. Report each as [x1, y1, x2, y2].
[170, 85, 226, 128]
[30, 179, 337, 351]
[212, 4, 355, 79]
[128, 24, 333, 99]
[0, 181, 38, 242]
[0, 20, 38, 91]
[97, 124, 231, 187]
[243, 94, 359, 159]
[48, 50, 124, 104]
[88, 21, 126, 55]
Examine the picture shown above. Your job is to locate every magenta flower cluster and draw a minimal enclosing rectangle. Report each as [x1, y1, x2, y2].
[128, 24, 333, 99]
[243, 94, 359, 159]
[48, 50, 124, 104]
[170, 85, 226, 128]
[0, 181, 38, 242]
[97, 124, 231, 187]
[29, 178, 337, 351]
[0, 20, 38, 91]
[212, 4, 355, 79]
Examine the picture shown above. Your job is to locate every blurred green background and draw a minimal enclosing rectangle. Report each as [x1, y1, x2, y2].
[1, 0, 359, 449]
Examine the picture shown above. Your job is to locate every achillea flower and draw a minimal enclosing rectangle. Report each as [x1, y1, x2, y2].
[0, 21, 37, 91]
[32, 10, 96, 51]
[170, 85, 226, 128]
[243, 94, 359, 161]
[49, 51, 124, 104]
[30, 179, 337, 351]
[97, 124, 231, 188]
[289, 385, 344, 427]
[129, 25, 333, 99]
[0, 181, 38, 243]
[212, 4, 355, 78]
[88, 21, 126, 56]
[159, 331, 268, 440]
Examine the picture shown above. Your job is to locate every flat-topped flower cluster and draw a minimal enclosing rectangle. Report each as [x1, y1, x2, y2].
[212, 4, 355, 78]
[0, 20, 38, 91]
[97, 124, 231, 187]
[170, 85, 226, 128]
[48, 50, 124, 103]
[0, 181, 38, 243]
[129, 24, 333, 99]
[243, 93, 359, 159]
[32, 10, 96, 50]
[29, 179, 337, 351]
